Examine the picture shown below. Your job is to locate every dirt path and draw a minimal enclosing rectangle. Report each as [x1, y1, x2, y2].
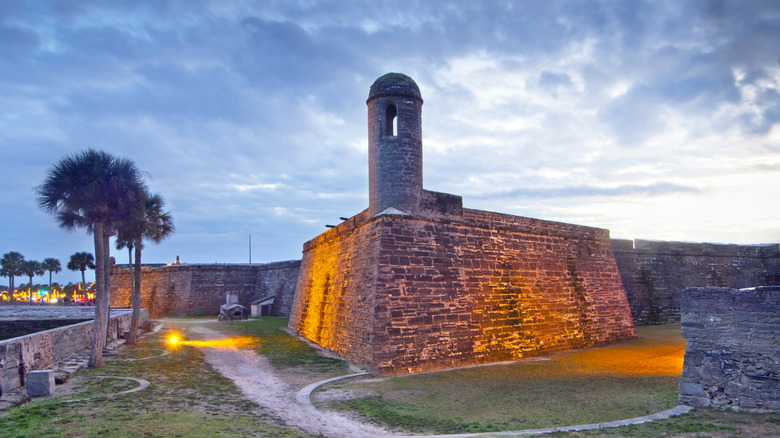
[172, 320, 393, 438]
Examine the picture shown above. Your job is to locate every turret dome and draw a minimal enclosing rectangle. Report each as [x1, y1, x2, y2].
[367, 73, 423, 103]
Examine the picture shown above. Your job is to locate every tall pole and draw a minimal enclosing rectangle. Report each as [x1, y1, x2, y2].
[249, 234, 252, 264]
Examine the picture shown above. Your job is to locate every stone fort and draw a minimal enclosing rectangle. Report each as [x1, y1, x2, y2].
[287, 73, 636, 375]
[110, 73, 780, 376]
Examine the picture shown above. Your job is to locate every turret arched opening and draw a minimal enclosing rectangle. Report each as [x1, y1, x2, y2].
[385, 104, 397, 136]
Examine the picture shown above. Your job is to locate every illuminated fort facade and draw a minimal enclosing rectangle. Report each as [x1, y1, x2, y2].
[288, 73, 637, 375]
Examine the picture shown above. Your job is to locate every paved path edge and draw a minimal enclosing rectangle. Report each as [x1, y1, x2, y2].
[296, 372, 371, 406]
[62, 376, 151, 403]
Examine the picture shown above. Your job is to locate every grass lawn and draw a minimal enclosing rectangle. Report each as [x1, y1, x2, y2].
[225, 317, 349, 376]
[2, 319, 779, 437]
[317, 323, 779, 436]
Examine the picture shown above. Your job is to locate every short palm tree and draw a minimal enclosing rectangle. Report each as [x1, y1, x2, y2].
[38, 149, 146, 368]
[21, 260, 45, 304]
[67, 252, 95, 288]
[42, 257, 61, 300]
[116, 192, 174, 344]
[0, 251, 25, 302]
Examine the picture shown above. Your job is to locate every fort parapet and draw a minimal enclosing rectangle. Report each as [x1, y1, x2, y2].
[110, 261, 300, 317]
[107, 239, 780, 325]
[613, 239, 780, 324]
[290, 205, 636, 375]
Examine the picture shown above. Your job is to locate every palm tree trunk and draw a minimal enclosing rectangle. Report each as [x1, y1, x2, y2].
[28, 275, 33, 304]
[80, 269, 86, 289]
[125, 244, 137, 344]
[126, 246, 134, 308]
[89, 222, 106, 368]
[127, 242, 142, 344]
[102, 231, 112, 350]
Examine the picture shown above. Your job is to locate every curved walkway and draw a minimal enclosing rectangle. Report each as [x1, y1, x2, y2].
[298, 373, 693, 437]
[108, 350, 170, 361]
[63, 376, 150, 403]
[189, 323, 392, 437]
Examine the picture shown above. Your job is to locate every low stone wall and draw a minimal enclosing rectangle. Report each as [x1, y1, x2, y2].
[613, 240, 780, 325]
[0, 308, 148, 395]
[679, 286, 780, 410]
[110, 261, 301, 317]
[0, 319, 91, 341]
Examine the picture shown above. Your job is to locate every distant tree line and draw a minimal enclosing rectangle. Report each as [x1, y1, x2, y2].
[0, 251, 97, 302]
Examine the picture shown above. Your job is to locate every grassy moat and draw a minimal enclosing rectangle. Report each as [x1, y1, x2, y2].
[1, 318, 778, 437]
[318, 324, 686, 434]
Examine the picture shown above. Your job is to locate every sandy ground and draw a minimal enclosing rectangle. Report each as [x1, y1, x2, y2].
[177, 321, 395, 438]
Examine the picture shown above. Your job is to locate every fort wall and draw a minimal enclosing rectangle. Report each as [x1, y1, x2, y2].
[112, 239, 780, 325]
[289, 208, 636, 375]
[613, 239, 780, 325]
[679, 286, 780, 410]
[109, 261, 300, 317]
[289, 209, 380, 363]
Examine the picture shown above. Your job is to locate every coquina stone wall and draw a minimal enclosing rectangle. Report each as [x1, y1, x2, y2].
[1, 319, 91, 341]
[109, 261, 300, 317]
[679, 286, 780, 410]
[0, 309, 147, 395]
[289, 208, 636, 375]
[612, 239, 780, 325]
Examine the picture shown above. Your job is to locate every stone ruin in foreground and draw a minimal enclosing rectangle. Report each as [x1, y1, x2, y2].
[288, 73, 636, 375]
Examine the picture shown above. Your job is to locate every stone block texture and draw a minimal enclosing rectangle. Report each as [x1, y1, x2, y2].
[110, 261, 300, 317]
[289, 208, 636, 375]
[679, 286, 780, 410]
[613, 240, 780, 325]
[26, 370, 54, 397]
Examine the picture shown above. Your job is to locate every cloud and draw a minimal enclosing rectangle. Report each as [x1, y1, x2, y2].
[1, 0, 779, 283]
[0, 24, 40, 58]
[472, 182, 699, 201]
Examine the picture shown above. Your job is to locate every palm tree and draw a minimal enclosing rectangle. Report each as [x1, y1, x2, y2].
[115, 211, 143, 337]
[37, 149, 146, 368]
[21, 260, 45, 304]
[1, 251, 25, 302]
[42, 258, 61, 301]
[67, 252, 95, 287]
[116, 192, 174, 344]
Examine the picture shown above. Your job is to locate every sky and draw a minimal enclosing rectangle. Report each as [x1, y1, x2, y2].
[1, 0, 779, 285]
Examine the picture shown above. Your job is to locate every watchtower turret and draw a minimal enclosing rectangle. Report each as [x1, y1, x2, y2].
[367, 73, 423, 216]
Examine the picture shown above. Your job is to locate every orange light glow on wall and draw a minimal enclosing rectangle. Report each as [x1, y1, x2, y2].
[297, 244, 344, 348]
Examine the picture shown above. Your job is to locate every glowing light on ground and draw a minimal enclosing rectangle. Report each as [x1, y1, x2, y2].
[547, 324, 687, 377]
[166, 335, 257, 350]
